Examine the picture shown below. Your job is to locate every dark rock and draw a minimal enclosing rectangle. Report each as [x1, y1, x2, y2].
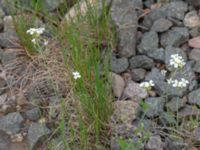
[189, 49, 200, 61]
[185, 0, 200, 8]
[27, 123, 51, 150]
[160, 27, 189, 47]
[131, 68, 146, 82]
[145, 67, 165, 84]
[0, 77, 6, 95]
[193, 61, 200, 73]
[194, 127, 200, 145]
[164, 138, 188, 150]
[166, 97, 187, 112]
[188, 80, 198, 92]
[129, 55, 154, 69]
[111, 0, 137, 57]
[164, 1, 188, 20]
[178, 105, 200, 118]
[122, 81, 148, 100]
[151, 18, 172, 32]
[188, 88, 200, 107]
[0, 130, 11, 150]
[144, 97, 164, 118]
[130, 0, 143, 9]
[165, 46, 187, 71]
[184, 11, 200, 28]
[138, 31, 159, 54]
[144, 0, 155, 8]
[0, 112, 24, 134]
[145, 135, 164, 150]
[111, 55, 129, 73]
[146, 48, 165, 62]
[25, 107, 40, 121]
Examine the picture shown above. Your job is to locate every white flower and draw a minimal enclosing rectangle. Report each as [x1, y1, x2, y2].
[27, 27, 45, 36]
[167, 78, 189, 88]
[140, 80, 155, 90]
[72, 71, 81, 80]
[44, 40, 48, 46]
[31, 38, 36, 44]
[169, 54, 186, 69]
[161, 69, 167, 76]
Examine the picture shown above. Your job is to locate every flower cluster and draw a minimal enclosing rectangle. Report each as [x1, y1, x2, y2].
[140, 80, 155, 90]
[26, 27, 45, 44]
[73, 71, 81, 80]
[167, 78, 189, 88]
[169, 54, 186, 69]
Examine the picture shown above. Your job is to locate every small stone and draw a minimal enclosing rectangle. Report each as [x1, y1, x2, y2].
[178, 105, 200, 118]
[189, 36, 200, 48]
[129, 55, 154, 69]
[146, 48, 165, 62]
[111, 0, 138, 57]
[111, 55, 129, 73]
[184, 11, 200, 28]
[166, 97, 187, 112]
[189, 27, 200, 38]
[164, 1, 188, 20]
[122, 80, 148, 100]
[25, 107, 40, 121]
[144, 97, 164, 118]
[151, 18, 172, 32]
[193, 61, 200, 73]
[145, 135, 164, 150]
[131, 68, 146, 82]
[112, 101, 139, 124]
[27, 123, 51, 150]
[194, 127, 200, 145]
[110, 72, 125, 98]
[185, 0, 200, 7]
[138, 31, 159, 54]
[0, 130, 11, 150]
[189, 49, 200, 61]
[145, 68, 166, 83]
[165, 138, 188, 150]
[0, 112, 24, 134]
[160, 27, 189, 47]
[188, 88, 200, 107]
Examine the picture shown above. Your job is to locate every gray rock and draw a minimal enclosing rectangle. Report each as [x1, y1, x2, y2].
[144, 0, 154, 8]
[0, 49, 22, 64]
[145, 67, 165, 83]
[110, 72, 125, 98]
[25, 107, 40, 121]
[160, 27, 189, 47]
[131, 68, 146, 82]
[138, 31, 159, 54]
[111, 55, 128, 73]
[166, 97, 187, 112]
[112, 101, 139, 124]
[27, 123, 51, 150]
[188, 88, 200, 107]
[130, 0, 143, 9]
[145, 97, 164, 118]
[0, 77, 6, 95]
[189, 27, 200, 38]
[122, 80, 148, 101]
[184, 11, 200, 28]
[165, 46, 187, 71]
[111, 0, 137, 57]
[129, 55, 154, 69]
[0, 112, 24, 134]
[0, 130, 11, 150]
[164, 1, 188, 20]
[193, 61, 200, 73]
[178, 105, 200, 118]
[145, 135, 164, 150]
[151, 18, 172, 32]
[146, 48, 165, 62]
[194, 127, 200, 145]
[189, 49, 200, 61]
[164, 138, 188, 150]
[143, 8, 166, 29]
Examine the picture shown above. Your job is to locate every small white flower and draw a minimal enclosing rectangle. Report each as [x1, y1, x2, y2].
[72, 71, 81, 80]
[161, 69, 167, 76]
[44, 40, 48, 46]
[140, 80, 155, 90]
[27, 27, 45, 36]
[169, 54, 186, 69]
[167, 78, 189, 88]
[31, 38, 36, 44]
